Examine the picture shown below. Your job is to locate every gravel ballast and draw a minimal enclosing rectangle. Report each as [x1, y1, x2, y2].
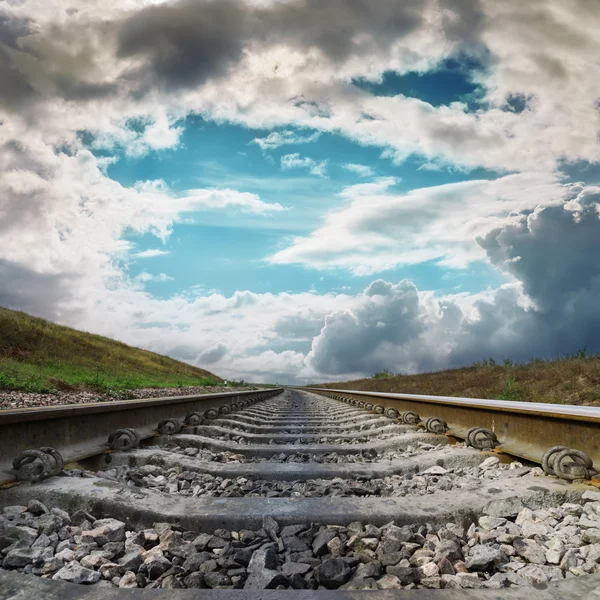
[0, 386, 257, 410]
[1, 493, 600, 590]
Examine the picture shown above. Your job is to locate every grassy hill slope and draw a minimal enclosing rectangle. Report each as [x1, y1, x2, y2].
[313, 355, 600, 406]
[0, 306, 222, 394]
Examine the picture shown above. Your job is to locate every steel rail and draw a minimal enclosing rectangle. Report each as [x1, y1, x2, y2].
[0, 387, 282, 485]
[303, 387, 600, 473]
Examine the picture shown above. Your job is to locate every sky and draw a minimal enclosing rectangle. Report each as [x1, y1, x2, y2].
[1, 0, 600, 385]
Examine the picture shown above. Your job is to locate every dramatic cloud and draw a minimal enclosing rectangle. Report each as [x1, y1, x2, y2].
[303, 186, 600, 380]
[2, 0, 600, 384]
[270, 173, 570, 274]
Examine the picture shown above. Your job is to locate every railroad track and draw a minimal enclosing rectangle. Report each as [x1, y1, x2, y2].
[1, 386, 600, 598]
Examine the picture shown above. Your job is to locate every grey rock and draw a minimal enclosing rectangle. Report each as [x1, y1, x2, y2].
[465, 545, 503, 571]
[380, 552, 404, 567]
[545, 538, 565, 564]
[376, 574, 402, 589]
[53, 561, 101, 584]
[145, 555, 172, 579]
[207, 536, 228, 549]
[103, 541, 125, 558]
[160, 536, 196, 559]
[31, 533, 52, 549]
[455, 572, 484, 589]
[313, 557, 352, 589]
[438, 557, 455, 575]
[312, 529, 337, 556]
[161, 574, 183, 588]
[98, 562, 121, 580]
[434, 539, 462, 562]
[10, 526, 38, 546]
[422, 466, 448, 475]
[283, 535, 309, 553]
[239, 530, 255, 543]
[483, 497, 524, 518]
[421, 575, 442, 588]
[118, 571, 138, 588]
[118, 550, 143, 571]
[37, 514, 63, 535]
[3, 547, 47, 568]
[262, 516, 280, 541]
[478, 516, 506, 530]
[582, 491, 600, 503]
[192, 533, 213, 550]
[519, 564, 564, 584]
[386, 565, 419, 585]
[3, 506, 27, 519]
[51, 508, 71, 526]
[83, 518, 126, 544]
[55, 548, 75, 562]
[182, 551, 212, 572]
[33, 556, 63, 575]
[199, 559, 218, 574]
[479, 456, 500, 469]
[0, 536, 17, 553]
[377, 537, 401, 554]
[513, 538, 546, 564]
[183, 572, 204, 588]
[353, 560, 382, 579]
[419, 561, 440, 578]
[27, 500, 48, 516]
[583, 529, 600, 544]
[244, 569, 288, 589]
[233, 548, 253, 567]
[81, 551, 112, 570]
[280, 524, 307, 538]
[559, 548, 578, 570]
[281, 562, 311, 576]
[383, 525, 413, 542]
[248, 546, 278, 572]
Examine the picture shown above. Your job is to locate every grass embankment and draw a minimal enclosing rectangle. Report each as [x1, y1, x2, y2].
[314, 355, 600, 406]
[0, 306, 223, 394]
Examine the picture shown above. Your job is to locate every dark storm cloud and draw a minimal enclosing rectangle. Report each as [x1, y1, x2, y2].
[1, 0, 484, 109]
[117, 0, 247, 89]
[307, 191, 600, 378]
[0, 12, 33, 48]
[0, 13, 37, 110]
[0, 46, 37, 110]
[0, 10, 120, 112]
[116, 0, 428, 92]
[260, 0, 424, 61]
[478, 190, 600, 312]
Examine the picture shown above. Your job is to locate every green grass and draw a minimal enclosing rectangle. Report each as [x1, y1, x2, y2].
[371, 369, 395, 380]
[0, 306, 223, 394]
[313, 351, 600, 406]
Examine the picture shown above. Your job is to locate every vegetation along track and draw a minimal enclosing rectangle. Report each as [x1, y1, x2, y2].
[1, 387, 600, 598]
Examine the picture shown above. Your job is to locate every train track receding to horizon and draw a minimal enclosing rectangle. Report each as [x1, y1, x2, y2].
[1, 386, 600, 598]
